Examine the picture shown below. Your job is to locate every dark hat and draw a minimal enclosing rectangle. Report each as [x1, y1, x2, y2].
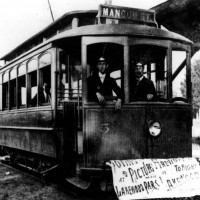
[136, 61, 145, 67]
[97, 57, 106, 63]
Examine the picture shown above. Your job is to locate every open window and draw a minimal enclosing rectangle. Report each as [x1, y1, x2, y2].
[58, 50, 82, 103]
[27, 59, 37, 107]
[10, 67, 17, 109]
[3, 71, 9, 110]
[39, 53, 51, 105]
[87, 42, 123, 102]
[130, 45, 167, 101]
[18, 64, 26, 107]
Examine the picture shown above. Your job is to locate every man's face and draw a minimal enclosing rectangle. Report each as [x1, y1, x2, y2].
[97, 61, 108, 74]
[135, 63, 144, 78]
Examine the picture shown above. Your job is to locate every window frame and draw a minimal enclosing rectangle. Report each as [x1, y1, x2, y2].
[27, 58, 38, 107]
[9, 66, 17, 109]
[129, 44, 168, 102]
[2, 71, 9, 110]
[38, 52, 52, 106]
[82, 36, 191, 104]
[171, 47, 191, 103]
[17, 63, 27, 108]
[57, 49, 82, 103]
[82, 36, 126, 104]
[0, 45, 53, 112]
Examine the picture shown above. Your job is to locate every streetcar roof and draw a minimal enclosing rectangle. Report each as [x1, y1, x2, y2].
[0, 10, 97, 61]
[49, 23, 192, 43]
[0, 9, 192, 62]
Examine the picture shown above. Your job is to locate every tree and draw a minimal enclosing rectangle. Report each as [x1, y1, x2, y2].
[180, 55, 200, 117]
[191, 58, 200, 117]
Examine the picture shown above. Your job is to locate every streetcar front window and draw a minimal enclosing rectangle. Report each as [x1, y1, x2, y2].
[172, 50, 187, 101]
[87, 43, 123, 102]
[130, 45, 167, 102]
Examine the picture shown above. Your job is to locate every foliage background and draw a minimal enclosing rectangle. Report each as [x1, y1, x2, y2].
[191, 57, 200, 117]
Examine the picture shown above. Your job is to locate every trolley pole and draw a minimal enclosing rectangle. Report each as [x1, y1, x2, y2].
[47, 0, 55, 22]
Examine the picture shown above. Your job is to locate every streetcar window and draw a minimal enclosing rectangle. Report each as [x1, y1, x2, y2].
[71, 60, 82, 99]
[172, 50, 187, 100]
[39, 53, 51, 105]
[0, 74, 2, 110]
[27, 59, 37, 107]
[87, 43, 123, 102]
[130, 45, 167, 101]
[58, 51, 68, 103]
[18, 64, 26, 107]
[58, 51, 82, 103]
[39, 67, 51, 105]
[10, 67, 17, 108]
[3, 71, 9, 109]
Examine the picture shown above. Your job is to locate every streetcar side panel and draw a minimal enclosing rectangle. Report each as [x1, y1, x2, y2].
[0, 110, 57, 158]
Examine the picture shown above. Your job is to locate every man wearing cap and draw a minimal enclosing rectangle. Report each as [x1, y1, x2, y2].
[88, 57, 122, 110]
[131, 61, 157, 101]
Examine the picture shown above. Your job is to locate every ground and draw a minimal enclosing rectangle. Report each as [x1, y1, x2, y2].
[0, 163, 114, 200]
[0, 163, 77, 200]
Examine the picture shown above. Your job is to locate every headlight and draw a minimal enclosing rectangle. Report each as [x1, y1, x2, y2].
[148, 121, 161, 137]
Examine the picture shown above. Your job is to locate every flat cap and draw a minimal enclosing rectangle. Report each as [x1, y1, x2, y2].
[98, 57, 106, 63]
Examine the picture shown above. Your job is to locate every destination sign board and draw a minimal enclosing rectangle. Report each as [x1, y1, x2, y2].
[98, 4, 157, 26]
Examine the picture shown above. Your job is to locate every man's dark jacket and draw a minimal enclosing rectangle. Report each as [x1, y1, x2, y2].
[131, 76, 157, 101]
[88, 73, 122, 102]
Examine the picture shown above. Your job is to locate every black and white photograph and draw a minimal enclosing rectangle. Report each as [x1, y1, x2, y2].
[0, 0, 200, 199]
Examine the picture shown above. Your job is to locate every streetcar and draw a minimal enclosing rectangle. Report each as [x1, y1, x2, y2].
[0, 4, 193, 191]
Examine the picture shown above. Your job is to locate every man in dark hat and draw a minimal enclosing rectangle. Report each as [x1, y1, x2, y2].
[88, 57, 122, 110]
[131, 61, 157, 101]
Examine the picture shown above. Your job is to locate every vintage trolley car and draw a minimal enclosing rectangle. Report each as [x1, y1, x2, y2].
[0, 4, 193, 190]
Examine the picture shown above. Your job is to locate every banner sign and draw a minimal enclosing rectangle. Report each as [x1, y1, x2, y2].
[107, 158, 200, 200]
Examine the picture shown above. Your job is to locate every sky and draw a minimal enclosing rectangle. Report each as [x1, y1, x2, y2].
[0, 0, 166, 59]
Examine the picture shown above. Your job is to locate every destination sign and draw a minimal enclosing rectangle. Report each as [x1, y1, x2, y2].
[98, 4, 156, 26]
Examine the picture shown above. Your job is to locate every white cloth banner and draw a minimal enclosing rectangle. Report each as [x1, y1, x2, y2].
[107, 158, 200, 200]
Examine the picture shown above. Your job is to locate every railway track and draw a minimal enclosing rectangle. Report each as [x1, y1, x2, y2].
[0, 155, 60, 184]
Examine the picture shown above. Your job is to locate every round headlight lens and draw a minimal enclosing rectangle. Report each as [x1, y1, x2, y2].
[148, 121, 161, 137]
